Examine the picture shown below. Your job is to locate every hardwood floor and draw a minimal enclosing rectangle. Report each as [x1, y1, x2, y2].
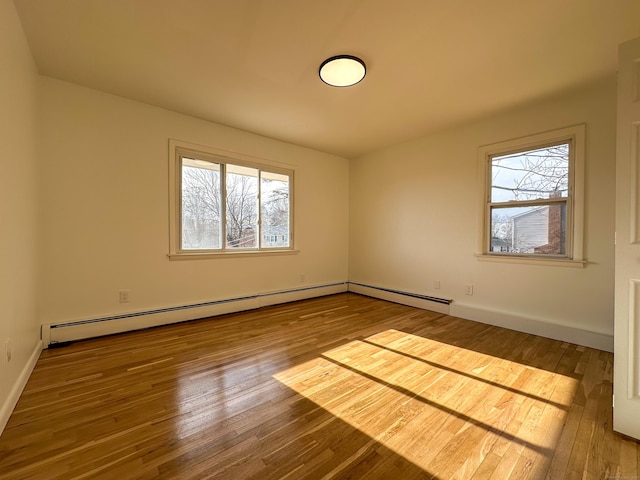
[0, 293, 638, 479]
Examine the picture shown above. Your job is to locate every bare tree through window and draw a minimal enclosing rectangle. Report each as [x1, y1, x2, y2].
[182, 160, 221, 249]
[180, 156, 291, 251]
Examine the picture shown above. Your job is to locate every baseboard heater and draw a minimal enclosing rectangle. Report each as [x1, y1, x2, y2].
[42, 282, 348, 347]
[347, 282, 452, 315]
[42, 282, 452, 348]
[348, 282, 451, 304]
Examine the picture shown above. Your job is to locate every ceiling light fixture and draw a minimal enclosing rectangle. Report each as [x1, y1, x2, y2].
[319, 55, 366, 87]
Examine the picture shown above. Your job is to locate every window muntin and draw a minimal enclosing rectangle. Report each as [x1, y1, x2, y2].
[171, 143, 293, 256]
[480, 125, 584, 262]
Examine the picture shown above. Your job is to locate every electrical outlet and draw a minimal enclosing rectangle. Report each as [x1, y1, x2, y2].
[119, 290, 131, 303]
[433, 280, 441, 290]
[465, 284, 474, 296]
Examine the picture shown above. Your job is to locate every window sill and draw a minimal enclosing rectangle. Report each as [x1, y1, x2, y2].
[168, 249, 300, 260]
[475, 254, 586, 268]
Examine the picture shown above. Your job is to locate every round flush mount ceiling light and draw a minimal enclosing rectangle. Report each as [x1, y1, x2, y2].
[319, 55, 366, 87]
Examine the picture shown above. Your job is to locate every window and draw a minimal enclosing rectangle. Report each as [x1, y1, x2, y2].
[169, 140, 294, 258]
[478, 125, 585, 265]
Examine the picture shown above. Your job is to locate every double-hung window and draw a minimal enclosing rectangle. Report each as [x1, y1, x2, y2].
[478, 125, 585, 265]
[169, 140, 294, 258]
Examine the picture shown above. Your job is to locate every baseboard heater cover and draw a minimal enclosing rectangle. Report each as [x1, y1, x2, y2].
[348, 282, 451, 305]
[42, 282, 347, 347]
[348, 282, 451, 315]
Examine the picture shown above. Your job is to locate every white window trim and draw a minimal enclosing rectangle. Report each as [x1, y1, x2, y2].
[168, 139, 297, 259]
[476, 124, 586, 267]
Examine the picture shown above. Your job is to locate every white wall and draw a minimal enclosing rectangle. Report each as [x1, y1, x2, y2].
[0, 0, 42, 429]
[39, 78, 349, 328]
[349, 77, 616, 350]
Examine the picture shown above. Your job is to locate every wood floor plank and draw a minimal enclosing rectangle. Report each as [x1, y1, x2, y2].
[0, 293, 637, 479]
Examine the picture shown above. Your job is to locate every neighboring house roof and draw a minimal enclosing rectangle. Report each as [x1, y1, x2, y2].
[510, 206, 547, 221]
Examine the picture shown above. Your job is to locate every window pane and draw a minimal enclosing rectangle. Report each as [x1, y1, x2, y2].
[491, 204, 566, 255]
[491, 143, 569, 203]
[181, 158, 221, 249]
[261, 171, 290, 248]
[226, 164, 258, 248]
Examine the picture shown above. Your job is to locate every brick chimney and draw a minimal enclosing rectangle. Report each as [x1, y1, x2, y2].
[534, 191, 565, 255]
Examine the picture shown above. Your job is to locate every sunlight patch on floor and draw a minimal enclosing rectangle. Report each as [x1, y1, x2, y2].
[273, 329, 579, 477]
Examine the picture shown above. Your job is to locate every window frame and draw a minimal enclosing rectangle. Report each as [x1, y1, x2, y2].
[168, 139, 297, 260]
[477, 125, 586, 267]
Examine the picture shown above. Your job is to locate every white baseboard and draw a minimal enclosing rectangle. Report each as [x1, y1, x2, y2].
[346, 282, 612, 352]
[450, 302, 613, 352]
[348, 283, 451, 315]
[0, 340, 42, 435]
[42, 283, 348, 346]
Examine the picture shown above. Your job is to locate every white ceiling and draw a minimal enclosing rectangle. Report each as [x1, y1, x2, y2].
[13, 0, 640, 158]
